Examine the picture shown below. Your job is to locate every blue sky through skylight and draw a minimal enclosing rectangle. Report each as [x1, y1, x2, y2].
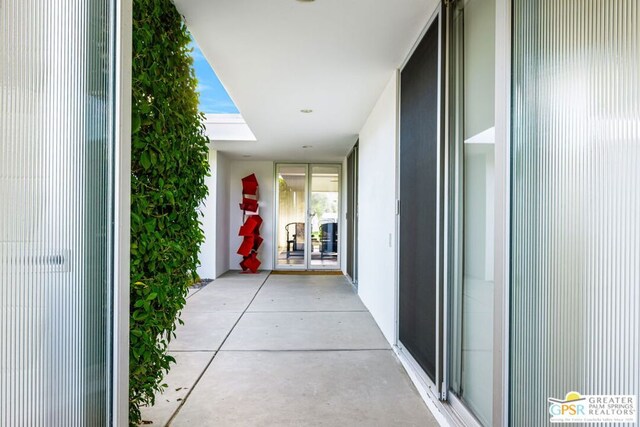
[190, 38, 239, 114]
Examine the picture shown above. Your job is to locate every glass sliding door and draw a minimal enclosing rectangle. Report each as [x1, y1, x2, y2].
[0, 0, 117, 424]
[276, 165, 308, 268]
[398, 10, 443, 386]
[511, 1, 640, 425]
[346, 143, 359, 284]
[448, 0, 496, 425]
[275, 164, 341, 270]
[309, 165, 340, 269]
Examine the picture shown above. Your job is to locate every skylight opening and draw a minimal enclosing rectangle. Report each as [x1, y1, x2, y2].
[189, 37, 239, 114]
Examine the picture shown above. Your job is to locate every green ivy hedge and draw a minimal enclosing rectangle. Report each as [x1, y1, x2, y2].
[130, 0, 209, 423]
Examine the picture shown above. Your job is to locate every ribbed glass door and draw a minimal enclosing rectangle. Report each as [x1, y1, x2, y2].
[511, 1, 639, 425]
[0, 0, 116, 424]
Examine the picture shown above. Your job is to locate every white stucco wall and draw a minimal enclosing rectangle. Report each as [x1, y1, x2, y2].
[215, 151, 231, 277]
[197, 149, 218, 279]
[228, 160, 275, 271]
[356, 72, 398, 344]
[197, 149, 233, 279]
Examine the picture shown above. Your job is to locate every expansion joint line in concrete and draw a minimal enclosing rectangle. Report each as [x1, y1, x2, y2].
[166, 272, 272, 426]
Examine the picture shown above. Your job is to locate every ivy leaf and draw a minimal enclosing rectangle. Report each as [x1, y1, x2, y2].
[144, 218, 156, 233]
[140, 151, 151, 170]
[132, 113, 142, 134]
[165, 191, 175, 205]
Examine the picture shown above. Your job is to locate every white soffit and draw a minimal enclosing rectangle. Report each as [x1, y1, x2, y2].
[205, 114, 257, 142]
[174, 0, 438, 161]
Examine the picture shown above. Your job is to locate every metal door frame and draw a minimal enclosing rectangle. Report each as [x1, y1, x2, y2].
[273, 163, 342, 271]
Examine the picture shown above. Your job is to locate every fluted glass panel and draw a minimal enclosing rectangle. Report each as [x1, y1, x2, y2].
[0, 0, 115, 425]
[511, 1, 639, 425]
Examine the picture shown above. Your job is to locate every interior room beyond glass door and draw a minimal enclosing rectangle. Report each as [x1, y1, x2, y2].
[309, 165, 340, 269]
[276, 165, 308, 268]
[275, 164, 340, 270]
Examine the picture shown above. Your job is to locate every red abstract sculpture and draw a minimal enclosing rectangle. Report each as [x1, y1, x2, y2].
[237, 174, 261, 273]
[239, 197, 258, 212]
[238, 214, 263, 236]
[241, 173, 259, 195]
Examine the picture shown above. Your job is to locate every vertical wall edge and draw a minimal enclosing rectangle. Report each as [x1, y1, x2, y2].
[493, 0, 511, 425]
[113, 0, 132, 424]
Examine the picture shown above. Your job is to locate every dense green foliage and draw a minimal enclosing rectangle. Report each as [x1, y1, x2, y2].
[130, 0, 209, 423]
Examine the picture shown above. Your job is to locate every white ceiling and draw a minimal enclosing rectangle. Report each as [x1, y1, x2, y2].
[173, 0, 438, 161]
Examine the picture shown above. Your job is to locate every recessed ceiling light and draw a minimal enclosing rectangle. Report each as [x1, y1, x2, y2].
[300, 109, 313, 114]
[302, 145, 313, 149]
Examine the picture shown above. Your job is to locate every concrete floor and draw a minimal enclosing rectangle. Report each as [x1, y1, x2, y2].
[140, 272, 440, 426]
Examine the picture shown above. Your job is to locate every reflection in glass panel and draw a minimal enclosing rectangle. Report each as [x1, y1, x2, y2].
[310, 166, 340, 268]
[449, 0, 495, 425]
[276, 165, 307, 267]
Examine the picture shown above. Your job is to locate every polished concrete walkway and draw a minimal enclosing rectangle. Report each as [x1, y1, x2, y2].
[141, 272, 439, 426]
